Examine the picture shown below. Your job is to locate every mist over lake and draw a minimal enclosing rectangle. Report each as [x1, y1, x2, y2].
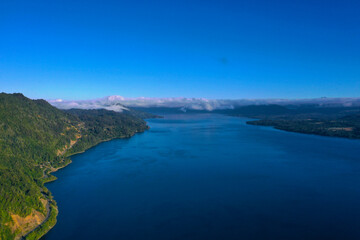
[43, 114, 360, 240]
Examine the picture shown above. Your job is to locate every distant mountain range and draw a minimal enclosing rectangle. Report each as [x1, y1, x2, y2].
[48, 96, 360, 112]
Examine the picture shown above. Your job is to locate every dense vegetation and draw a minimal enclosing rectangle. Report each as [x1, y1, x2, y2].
[64, 109, 149, 156]
[223, 105, 360, 139]
[0, 93, 150, 239]
[24, 202, 58, 240]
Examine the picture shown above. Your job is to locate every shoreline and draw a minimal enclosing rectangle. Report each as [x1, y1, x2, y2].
[22, 129, 148, 240]
[21, 201, 51, 240]
[246, 119, 360, 140]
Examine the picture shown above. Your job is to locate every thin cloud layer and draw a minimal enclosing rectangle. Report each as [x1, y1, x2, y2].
[48, 96, 360, 112]
[48, 96, 129, 112]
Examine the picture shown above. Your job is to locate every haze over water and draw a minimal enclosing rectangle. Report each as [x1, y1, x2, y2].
[44, 114, 360, 240]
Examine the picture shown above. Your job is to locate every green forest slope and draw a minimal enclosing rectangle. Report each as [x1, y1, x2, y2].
[0, 93, 149, 239]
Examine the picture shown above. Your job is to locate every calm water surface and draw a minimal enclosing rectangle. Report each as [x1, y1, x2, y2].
[44, 114, 360, 240]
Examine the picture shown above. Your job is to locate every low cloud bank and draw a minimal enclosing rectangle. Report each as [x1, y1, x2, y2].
[48, 96, 360, 112]
[48, 96, 129, 112]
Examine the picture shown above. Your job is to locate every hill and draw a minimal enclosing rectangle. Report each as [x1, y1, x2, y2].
[0, 93, 150, 240]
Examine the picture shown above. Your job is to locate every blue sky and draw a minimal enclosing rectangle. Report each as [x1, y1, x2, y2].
[0, 0, 359, 100]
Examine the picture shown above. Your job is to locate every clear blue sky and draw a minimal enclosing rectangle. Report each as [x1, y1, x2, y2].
[0, 0, 359, 100]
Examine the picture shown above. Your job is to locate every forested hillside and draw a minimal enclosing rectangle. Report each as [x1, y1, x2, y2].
[0, 93, 149, 240]
[64, 109, 149, 156]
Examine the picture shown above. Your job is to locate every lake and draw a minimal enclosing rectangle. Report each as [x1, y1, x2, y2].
[43, 114, 360, 240]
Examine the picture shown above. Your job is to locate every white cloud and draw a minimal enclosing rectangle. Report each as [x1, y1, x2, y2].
[48, 96, 129, 112]
[48, 96, 360, 112]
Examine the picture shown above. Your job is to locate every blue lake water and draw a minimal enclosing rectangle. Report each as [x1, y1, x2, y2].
[43, 114, 360, 240]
